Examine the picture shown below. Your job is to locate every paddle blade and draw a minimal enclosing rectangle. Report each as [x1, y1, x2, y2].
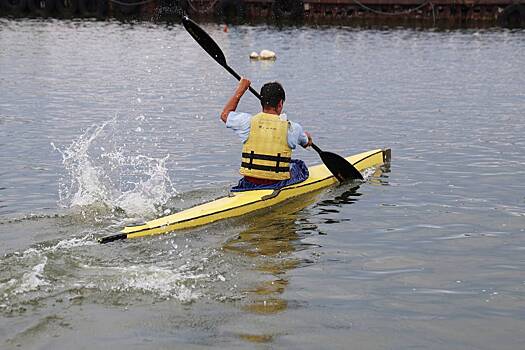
[182, 16, 227, 67]
[319, 151, 364, 181]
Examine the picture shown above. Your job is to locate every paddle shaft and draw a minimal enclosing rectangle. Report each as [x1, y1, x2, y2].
[310, 143, 323, 155]
[224, 64, 261, 99]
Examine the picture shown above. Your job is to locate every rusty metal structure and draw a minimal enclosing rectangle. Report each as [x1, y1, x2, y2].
[0, 0, 524, 27]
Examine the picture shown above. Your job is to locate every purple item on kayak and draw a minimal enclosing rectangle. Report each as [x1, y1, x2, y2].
[231, 159, 309, 192]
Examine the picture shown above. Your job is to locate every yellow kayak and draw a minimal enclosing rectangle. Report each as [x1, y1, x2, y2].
[99, 148, 390, 243]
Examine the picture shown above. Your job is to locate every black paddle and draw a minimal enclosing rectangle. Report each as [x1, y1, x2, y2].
[182, 16, 363, 182]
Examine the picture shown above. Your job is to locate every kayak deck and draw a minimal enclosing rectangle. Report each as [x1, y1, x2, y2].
[99, 148, 390, 243]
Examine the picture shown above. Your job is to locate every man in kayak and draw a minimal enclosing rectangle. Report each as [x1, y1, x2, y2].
[221, 78, 313, 191]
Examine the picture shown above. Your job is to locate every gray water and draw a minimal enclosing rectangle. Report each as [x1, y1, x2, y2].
[1, 18, 524, 349]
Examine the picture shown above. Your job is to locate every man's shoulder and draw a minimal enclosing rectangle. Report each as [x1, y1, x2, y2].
[288, 119, 303, 129]
[226, 111, 252, 128]
[229, 111, 252, 119]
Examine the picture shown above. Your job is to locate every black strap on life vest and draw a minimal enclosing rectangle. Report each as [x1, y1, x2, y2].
[241, 162, 290, 173]
[241, 152, 291, 173]
[241, 152, 291, 163]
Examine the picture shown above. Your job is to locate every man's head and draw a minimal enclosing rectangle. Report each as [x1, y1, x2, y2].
[260, 82, 285, 114]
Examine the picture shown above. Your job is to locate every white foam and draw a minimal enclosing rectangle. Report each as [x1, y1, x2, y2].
[0, 234, 99, 297]
[362, 167, 377, 180]
[45, 235, 97, 252]
[13, 256, 50, 295]
[82, 263, 206, 302]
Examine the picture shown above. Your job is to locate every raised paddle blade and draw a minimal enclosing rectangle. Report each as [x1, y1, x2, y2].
[311, 143, 364, 181]
[182, 16, 262, 99]
[182, 16, 227, 68]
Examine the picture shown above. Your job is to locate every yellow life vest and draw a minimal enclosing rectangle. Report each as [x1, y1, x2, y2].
[240, 112, 292, 180]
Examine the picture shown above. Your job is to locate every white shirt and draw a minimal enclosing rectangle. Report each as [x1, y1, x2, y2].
[225, 111, 308, 149]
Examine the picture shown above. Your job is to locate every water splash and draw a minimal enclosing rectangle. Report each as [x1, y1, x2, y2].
[40, 235, 98, 252]
[87, 263, 206, 303]
[14, 257, 50, 295]
[51, 116, 176, 219]
[0, 249, 50, 297]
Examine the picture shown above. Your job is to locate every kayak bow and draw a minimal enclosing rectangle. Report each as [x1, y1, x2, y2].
[99, 148, 390, 243]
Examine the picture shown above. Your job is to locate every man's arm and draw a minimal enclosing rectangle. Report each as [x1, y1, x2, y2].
[289, 121, 313, 149]
[220, 78, 251, 123]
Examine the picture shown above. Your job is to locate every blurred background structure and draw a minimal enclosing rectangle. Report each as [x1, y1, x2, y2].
[1, 0, 524, 28]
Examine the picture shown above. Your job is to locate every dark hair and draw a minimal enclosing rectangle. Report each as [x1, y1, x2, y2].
[260, 82, 285, 108]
